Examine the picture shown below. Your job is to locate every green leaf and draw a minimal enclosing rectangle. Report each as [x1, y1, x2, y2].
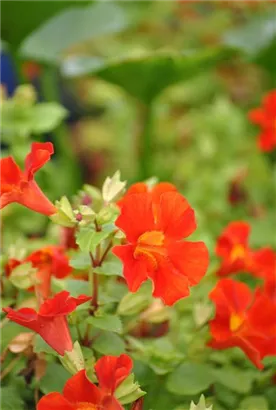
[31, 103, 67, 133]
[93, 331, 125, 355]
[115, 374, 146, 405]
[1, 2, 78, 47]
[76, 228, 111, 253]
[40, 363, 70, 394]
[20, 3, 128, 63]
[51, 196, 76, 228]
[102, 170, 126, 203]
[94, 260, 123, 277]
[238, 396, 269, 410]
[166, 363, 216, 396]
[63, 48, 235, 103]
[1, 387, 24, 410]
[212, 367, 255, 394]
[86, 314, 123, 334]
[70, 252, 91, 270]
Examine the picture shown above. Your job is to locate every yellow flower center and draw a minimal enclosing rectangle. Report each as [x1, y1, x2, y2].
[134, 231, 166, 270]
[230, 244, 245, 262]
[230, 313, 244, 332]
[76, 403, 98, 410]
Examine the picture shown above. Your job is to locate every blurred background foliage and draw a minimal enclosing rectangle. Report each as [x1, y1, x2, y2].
[1, 2, 276, 408]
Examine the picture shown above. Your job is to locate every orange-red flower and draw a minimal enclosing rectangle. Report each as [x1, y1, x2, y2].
[253, 247, 276, 303]
[3, 291, 90, 356]
[113, 189, 209, 306]
[0, 142, 56, 215]
[216, 221, 254, 277]
[37, 354, 133, 410]
[6, 246, 72, 300]
[208, 279, 276, 369]
[249, 90, 276, 152]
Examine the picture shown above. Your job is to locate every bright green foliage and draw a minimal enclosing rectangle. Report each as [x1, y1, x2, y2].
[116, 374, 146, 405]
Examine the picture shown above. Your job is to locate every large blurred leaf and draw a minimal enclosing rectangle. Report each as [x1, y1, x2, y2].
[1, 387, 24, 410]
[166, 363, 216, 396]
[1, 1, 83, 48]
[62, 48, 235, 103]
[19, 3, 129, 63]
[224, 16, 276, 73]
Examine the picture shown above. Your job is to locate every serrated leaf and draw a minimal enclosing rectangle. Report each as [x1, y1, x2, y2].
[86, 314, 123, 334]
[190, 395, 213, 410]
[93, 331, 125, 355]
[102, 170, 126, 203]
[51, 196, 76, 228]
[115, 374, 146, 405]
[166, 363, 216, 396]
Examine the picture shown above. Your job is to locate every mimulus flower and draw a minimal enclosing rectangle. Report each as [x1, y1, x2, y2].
[208, 279, 276, 369]
[0, 142, 56, 215]
[249, 90, 276, 152]
[6, 246, 72, 300]
[3, 291, 90, 356]
[37, 354, 133, 410]
[216, 221, 254, 277]
[253, 247, 276, 303]
[113, 191, 209, 306]
[118, 181, 177, 207]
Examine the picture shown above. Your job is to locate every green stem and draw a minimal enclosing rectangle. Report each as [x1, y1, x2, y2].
[40, 65, 81, 195]
[138, 102, 154, 181]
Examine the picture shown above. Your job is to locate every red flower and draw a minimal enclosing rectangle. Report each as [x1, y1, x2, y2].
[216, 221, 254, 277]
[113, 190, 209, 306]
[208, 279, 276, 369]
[6, 246, 72, 300]
[37, 354, 133, 410]
[253, 247, 276, 303]
[249, 90, 276, 152]
[118, 181, 177, 207]
[0, 142, 56, 215]
[3, 291, 90, 355]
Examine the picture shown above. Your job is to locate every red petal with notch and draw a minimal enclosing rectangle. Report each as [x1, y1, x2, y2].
[95, 354, 133, 394]
[156, 192, 196, 240]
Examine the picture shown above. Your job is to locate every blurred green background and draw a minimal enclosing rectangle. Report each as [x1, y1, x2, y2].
[1, 2, 276, 409]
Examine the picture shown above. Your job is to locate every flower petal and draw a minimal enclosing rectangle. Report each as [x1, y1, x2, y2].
[113, 245, 148, 292]
[63, 369, 103, 404]
[25, 142, 54, 180]
[209, 279, 252, 315]
[115, 193, 155, 242]
[167, 241, 209, 286]
[19, 180, 56, 216]
[156, 192, 196, 240]
[37, 392, 73, 410]
[150, 262, 190, 306]
[95, 354, 133, 394]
